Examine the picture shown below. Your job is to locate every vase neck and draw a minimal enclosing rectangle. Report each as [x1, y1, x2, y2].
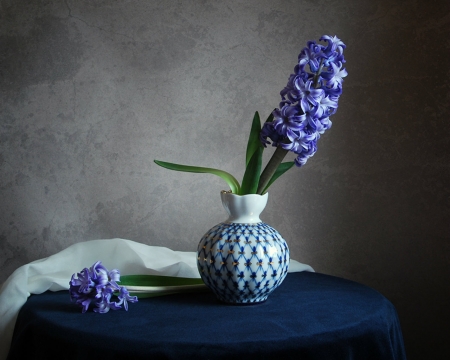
[220, 192, 268, 224]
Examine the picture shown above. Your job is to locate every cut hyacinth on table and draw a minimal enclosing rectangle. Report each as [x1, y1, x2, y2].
[155, 35, 347, 194]
[69, 261, 138, 313]
[70, 261, 139, 313]
[69, 261, 207, 313]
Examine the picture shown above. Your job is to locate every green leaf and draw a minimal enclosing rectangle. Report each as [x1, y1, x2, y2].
[126, 287, 209, 298]
[240, 146, 263, 195]
[120, 274, 205, 287]
[264, 111, 275, 123]
[126, 292, 202, 299]
[245, 111, 262, 167]
[154, 160, 241, 194]
[260, 161, 295, 194]
[119, 275, 209, 298]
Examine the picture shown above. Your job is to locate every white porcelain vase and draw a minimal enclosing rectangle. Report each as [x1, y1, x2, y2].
[197, 191, 290, 304]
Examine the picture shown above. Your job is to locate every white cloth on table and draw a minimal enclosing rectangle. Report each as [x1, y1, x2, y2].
[0, 238, 314, 360]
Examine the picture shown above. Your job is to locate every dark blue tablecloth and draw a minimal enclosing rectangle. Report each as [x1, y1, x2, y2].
[7, 272, 406, 360]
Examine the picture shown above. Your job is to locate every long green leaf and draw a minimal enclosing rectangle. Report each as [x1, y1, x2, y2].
[240, 146, 263, 194]
[120, 274, 205, 287]
[154, 160, 240, 194]
[125, 290, 209, 299]
[245, 111, 262, 167]
[119, 275, 208, 298]
[260, 161, 295, 194]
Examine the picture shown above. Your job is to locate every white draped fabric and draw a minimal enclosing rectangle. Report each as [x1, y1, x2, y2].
[0, 238, 314, 360]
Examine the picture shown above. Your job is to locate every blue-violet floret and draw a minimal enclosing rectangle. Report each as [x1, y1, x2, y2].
[69, 261, 137, 313]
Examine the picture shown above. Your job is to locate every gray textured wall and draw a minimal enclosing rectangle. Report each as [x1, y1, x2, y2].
[1, 0, 449, 358]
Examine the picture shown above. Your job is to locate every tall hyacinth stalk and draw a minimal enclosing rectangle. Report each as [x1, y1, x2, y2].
[155, 35, 347, 195]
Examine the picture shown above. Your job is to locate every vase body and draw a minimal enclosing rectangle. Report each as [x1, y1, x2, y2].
[197, 192, 289, 304]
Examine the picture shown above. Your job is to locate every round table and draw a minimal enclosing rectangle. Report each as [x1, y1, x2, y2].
[7, 272, 406, 359]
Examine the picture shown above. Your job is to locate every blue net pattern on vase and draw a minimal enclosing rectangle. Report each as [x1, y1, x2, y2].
[197, 222, 289, 304]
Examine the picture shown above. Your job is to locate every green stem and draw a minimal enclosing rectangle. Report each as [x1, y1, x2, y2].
[312, 58, 324, 88]
[257, 146, 289, 194]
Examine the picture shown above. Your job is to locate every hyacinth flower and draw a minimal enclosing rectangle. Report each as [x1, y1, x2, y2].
[154, 35, 347, 195]
[257, 35, 347, 193]
[69, 261, 138, 313]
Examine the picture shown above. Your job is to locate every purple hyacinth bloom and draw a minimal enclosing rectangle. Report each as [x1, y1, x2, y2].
[107, 268, 121, 290]
[261, 34, 346, 168]
[90, 261, 109, 287]
[320, 116, 332, 132]
[320, 35, 346, 56]
[109, 268, 120, 282]
[280, 133, 308, 154]
[272, 105, 306, 138]
[294, 78, 324, 112]
[316, 96, 338, 119]
[323, 84, 342, 100]
[298, 41, 323, 72]
[307, 116, 325, 134]
[295, 140, 319, 167]
[115, 287, 138, 311]
[261, 122, 283, 147]
[319, 35, 346, 65]
[70, 268, 94, 294]
[79, 296, 94, 313]
[94, 286, 114, 313]
[69, 261, 137, 313]
[280, 74, 297, 104]
[323, 62, 348, 89]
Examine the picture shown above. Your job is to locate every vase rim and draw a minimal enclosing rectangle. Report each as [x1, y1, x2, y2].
[220, 191, 268, 223]
[221, 191, 268, 198]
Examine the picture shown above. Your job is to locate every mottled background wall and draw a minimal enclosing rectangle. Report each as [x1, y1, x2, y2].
[1, 0, 449, 358]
